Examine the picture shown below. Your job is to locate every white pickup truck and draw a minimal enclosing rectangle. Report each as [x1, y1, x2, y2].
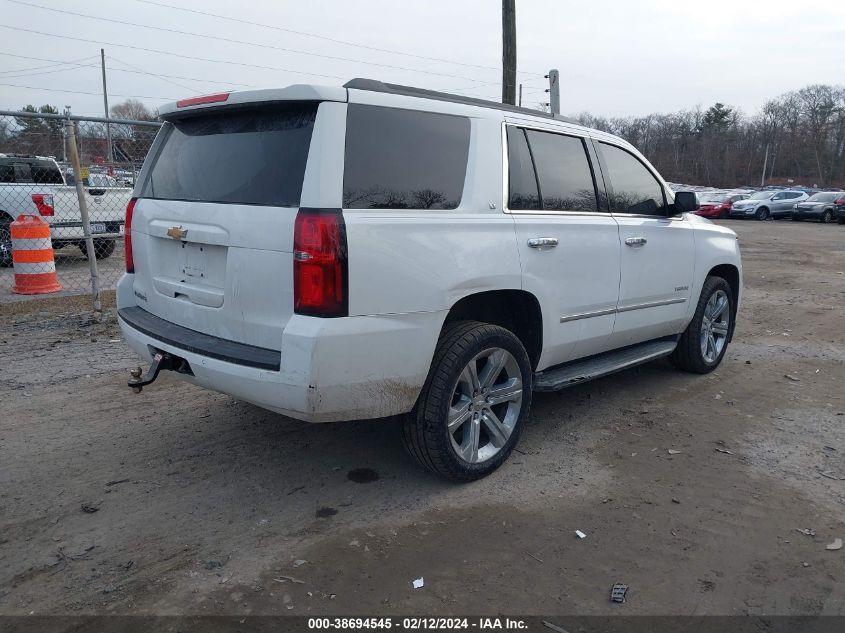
[0, 154, 131, 265]
[117, 80, 742, 481]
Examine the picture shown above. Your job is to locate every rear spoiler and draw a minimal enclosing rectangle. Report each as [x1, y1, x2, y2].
[158, 85, 348, 120]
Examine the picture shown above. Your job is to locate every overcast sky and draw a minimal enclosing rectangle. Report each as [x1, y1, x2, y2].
[1, 0, 843, 119]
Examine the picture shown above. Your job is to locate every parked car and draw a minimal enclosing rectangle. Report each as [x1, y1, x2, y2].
[695, 192, 749, 219]
[117, 79, 742, 481]
[791, 191, 845, 223]
[0, 154, 131, 265]
[729, 190, 809, 220]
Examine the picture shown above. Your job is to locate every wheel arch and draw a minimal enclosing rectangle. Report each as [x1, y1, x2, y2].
[707, 263, 740, 341]
[443, 290, 543, 370]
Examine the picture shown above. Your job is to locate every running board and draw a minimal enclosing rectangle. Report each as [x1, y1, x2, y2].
[533, 339, 678, 392]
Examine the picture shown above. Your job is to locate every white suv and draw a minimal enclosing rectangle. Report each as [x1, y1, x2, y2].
[117, 79, 742, 481]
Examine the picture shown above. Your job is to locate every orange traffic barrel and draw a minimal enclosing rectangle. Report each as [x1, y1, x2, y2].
[11, 214, 62, 295]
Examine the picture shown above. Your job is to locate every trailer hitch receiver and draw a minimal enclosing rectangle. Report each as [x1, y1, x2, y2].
[128, 351, 190, 393]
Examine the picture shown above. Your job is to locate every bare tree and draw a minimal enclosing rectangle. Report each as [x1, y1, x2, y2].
[110, 99, 157, 122]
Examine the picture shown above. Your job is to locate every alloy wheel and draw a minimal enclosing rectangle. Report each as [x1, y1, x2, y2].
[700, 290, 730, 364]
[448, 347, 523, 464]
[0, 224, 12, 267]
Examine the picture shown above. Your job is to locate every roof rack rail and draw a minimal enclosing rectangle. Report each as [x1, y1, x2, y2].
[343, 78, 575, 123]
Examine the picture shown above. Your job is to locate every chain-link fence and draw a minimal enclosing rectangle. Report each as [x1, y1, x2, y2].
[0, 110, 161, 311]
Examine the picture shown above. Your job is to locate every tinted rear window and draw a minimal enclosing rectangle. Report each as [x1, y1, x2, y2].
[141, 104, 317, 207]
[343, 105, 469, 209]
[0, 158, 63, 184]
[507, 127, 540, 210]
[525, 130, 598, 212]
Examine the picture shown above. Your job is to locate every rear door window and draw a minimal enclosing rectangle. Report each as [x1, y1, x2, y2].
[524, 130, 598, 212]
[507, 127, 541, 210]
[141, 103, 317, 207]
[599, 142, 666, 215]
[343, 105, 469, 209]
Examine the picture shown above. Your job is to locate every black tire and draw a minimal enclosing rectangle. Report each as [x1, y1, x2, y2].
[822, 210, 833, 224]
[755, 207, 769, 221]
[79, 238, 116, 260]
[402, 320, 533, 482]
[0, 215, 12, 268]
[838, 217, 845, 225]
[671, 276, 734, 374]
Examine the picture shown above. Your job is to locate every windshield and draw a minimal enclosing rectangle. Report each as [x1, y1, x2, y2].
[748, 191, 774, 200]
[807, 192, 840, 202]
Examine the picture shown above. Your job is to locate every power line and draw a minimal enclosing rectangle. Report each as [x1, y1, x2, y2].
[0, 80, 175, 100]
[108, 55, 260, 90]
[0, 51, 258, 90]
[0, 54, 98, 75]
[2, 62, 99, 80]
[0, 24, 349, 81]
[107, 54, 206, 93]
[133, 0, 546, 78]
[8, 0, 492, 83]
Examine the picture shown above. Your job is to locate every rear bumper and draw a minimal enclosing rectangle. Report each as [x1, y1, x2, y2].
[117, 276, 444, 423]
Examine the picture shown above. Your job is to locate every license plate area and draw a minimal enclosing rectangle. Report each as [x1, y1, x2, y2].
[92, 223, 106, 233]
[180, 241, 207, 282]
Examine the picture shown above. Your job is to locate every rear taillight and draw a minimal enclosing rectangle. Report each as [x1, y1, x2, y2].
[836, 198, 845, 206]
[293, 209, 347, 317]
[125, 198, 137, 273]
[31, 193, 54, 216]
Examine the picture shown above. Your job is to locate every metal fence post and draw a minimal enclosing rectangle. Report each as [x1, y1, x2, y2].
[66, 120, 102, 315]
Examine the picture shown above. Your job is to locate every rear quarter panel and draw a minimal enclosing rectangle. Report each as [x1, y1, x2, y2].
[341, 106, 522, 317]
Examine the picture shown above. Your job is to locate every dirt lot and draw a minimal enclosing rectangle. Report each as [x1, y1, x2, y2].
[1, 219, 844, 618]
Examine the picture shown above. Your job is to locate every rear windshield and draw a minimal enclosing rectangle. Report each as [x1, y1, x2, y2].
[141, 103, 317, 207]
[0, 158, 64, 184]
[343, 104, 470, 209]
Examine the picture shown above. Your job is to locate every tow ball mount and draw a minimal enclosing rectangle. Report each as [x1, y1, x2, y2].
[128, 351, 189, 393]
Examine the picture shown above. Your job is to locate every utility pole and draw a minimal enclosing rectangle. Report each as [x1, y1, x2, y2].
[67, 120, 101, 314]
[501, 0, 516, 105]
[761, 142, 770, 187]
[62, 105, 71, 163]
[101, 48, 113, 165]
[545, 69, 560, 115]
[518, 83, 523, 107]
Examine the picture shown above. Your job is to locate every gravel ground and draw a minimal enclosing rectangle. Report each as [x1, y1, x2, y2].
[1, 219, 844, 618]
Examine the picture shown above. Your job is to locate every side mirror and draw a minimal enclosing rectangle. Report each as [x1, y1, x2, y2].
[674, 191, 699, 213]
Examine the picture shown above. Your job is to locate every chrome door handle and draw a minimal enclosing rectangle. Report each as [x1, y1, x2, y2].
[625, 236, 647, 247]
[527, 237, 559, 249]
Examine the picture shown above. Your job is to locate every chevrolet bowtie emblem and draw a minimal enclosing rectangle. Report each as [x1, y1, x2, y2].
[167, 226, 188, 239]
